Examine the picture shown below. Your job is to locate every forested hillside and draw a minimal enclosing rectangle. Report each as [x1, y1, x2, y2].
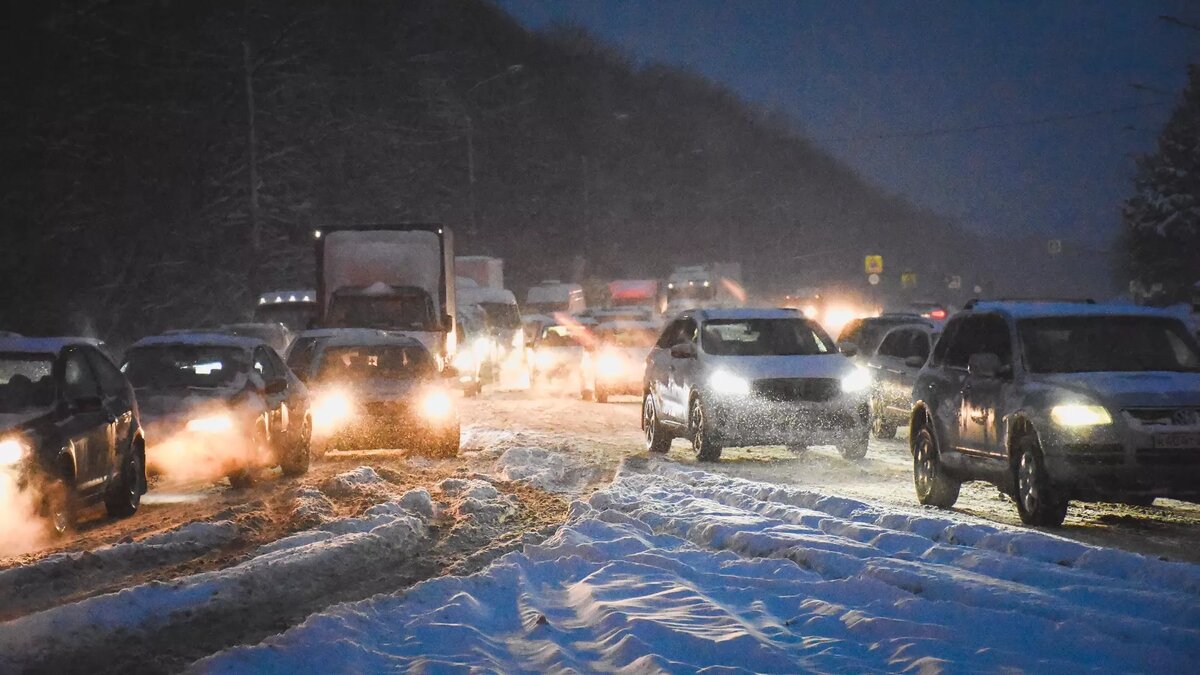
[1, 0, 981, 341]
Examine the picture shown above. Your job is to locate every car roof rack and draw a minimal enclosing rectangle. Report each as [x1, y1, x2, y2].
[963, 297, 1096, 310]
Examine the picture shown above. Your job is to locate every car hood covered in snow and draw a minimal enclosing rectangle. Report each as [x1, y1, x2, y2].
[705, 353, 857, 381]
[1036, 371, 1200, 409]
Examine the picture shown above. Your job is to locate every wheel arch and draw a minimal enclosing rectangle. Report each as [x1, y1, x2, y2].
[909, 402, 931, 455]
[1006, 414, 1042, 466]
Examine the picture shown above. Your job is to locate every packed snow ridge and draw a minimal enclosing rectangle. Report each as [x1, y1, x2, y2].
[199, 466, 1200, 673]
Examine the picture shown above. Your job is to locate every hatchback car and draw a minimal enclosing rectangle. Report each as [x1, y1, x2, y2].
[123, 333, 311, 487]
[0, 337, 145, 533]
[303, 334, 459, 457]
[864, 323, 938, 438]
[643, 308, 871, 461]
[910, 302, 1200, 526]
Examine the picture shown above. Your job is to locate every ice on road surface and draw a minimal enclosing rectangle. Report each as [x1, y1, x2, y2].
[198, 464, 1200, 673]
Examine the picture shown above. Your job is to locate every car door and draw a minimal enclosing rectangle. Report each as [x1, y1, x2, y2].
[253, 346, 289, 439]
[959, 314, 1012, 458]
[83, 346, 136, 473]
[56, 347, 113, 491]
[928, 316, 971, 456]
[869, 329, 909, 414]
[646, 319, 683, 419]
[267, 347, 306, 442]
[668, 317, 701, 423]
[896, 330, 932, 410]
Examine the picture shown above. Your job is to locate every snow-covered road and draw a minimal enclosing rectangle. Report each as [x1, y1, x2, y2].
[199, 463, 1200, 673]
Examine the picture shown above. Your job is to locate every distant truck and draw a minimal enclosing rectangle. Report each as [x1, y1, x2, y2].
[315, 224, 456, 364]
[608, 279, 662, 315]
[665, 263, 743, 315]
[454, 256, 504, 290]
[525, 280, 586, 316]
[254, 290, 317, 333]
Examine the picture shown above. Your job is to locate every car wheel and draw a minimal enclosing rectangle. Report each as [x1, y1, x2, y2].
[870, 397, 898, 439]
[913, 426, 960, 508]
[690, 395, 722, 462]
[643, 394, 672, 454]
[838, 433, 869, 460]
[1013, 434, 1068, 527]
[105, 447, 144, 518]
[41, 479, 74, 535]
[280, 419, 311, 477]
[595, 387, 609, 403]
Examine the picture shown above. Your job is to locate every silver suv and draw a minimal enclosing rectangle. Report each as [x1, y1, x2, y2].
[911, 301, 1200, 526]
[642, 308, 870, 461]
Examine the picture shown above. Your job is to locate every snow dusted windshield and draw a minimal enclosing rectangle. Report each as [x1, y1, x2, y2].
[477, 302, 522, 329]
[701, 319, 832, 356]
[328, 293, 436, 331]
[122, 346, 249, 390]
[0, 355, 55, 413]
[316, 345, 435, 382]
[1019, 316, 1200, 373]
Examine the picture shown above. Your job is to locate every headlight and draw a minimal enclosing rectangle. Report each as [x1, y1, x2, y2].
[841, 367, 871, 394]
[1051, 404, 1112, 427]
[185, 414, 234, 433]
[0, 437, 29, 466]
[313, 391, 354, 431]
[421, 390, 453, 419]
[596, 352, 624, 377]
[709, 370, 750, 396]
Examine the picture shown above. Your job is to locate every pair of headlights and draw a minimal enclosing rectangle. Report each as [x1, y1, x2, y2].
[707, 368, 872, 396]
[311, 389, 454, 432]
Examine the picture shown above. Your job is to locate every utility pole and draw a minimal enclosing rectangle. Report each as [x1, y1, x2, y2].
[581, 154, 591, 251]
[242, 39, 261, 256]
[466, 114, 476, 231]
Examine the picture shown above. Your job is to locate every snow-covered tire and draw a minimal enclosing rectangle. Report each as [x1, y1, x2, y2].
[690, 395, 722, 462]
[870, 397, 898, 439]
[643, 394, 672, 454]
[1013, 434, 1068, 527]
[913, 426, 959, 508]
[105, 446, 144, 518]
[41, 478, 74, 535]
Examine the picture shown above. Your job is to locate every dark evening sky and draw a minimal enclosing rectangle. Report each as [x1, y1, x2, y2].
[498, 0, 1198, 247]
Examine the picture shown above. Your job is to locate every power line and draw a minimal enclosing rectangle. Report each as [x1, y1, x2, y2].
[828, 100, 1172, 143]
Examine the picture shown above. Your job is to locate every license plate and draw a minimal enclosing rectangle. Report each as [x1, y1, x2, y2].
[1154, 433, 1200, 449]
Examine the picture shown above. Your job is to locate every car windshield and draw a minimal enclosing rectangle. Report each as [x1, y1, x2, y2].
[315, 345, 434, 382]
[478, 302, 522, 329]
[328, 292, 436, 330]
[122, 346, 249, 389]
[1019, 316, 1200, 373]
[668, 283, 716, 301]
[598, 328, 657, 348]
[701, 319, 832, 356]
[540, 325, 584, 348]
[0, 354, 56, 413]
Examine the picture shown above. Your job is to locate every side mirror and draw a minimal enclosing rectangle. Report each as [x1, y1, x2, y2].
[442, 365, 460, 379]
[264, 378, 288, 395]
[838, 342, 858, 358]
[967, 352, 1001, 378]
[669, 342, 697, 359]
[904, 355, 926, 369]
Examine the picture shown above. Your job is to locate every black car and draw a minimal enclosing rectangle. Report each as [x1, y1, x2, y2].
[0, 337, 146, 533]
[837, 313, 933, 361]
[864, 323, 938, 438]
[122, 333, 311, 487]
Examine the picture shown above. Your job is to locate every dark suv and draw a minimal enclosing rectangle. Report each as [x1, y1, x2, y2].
[0, 337, 146, 533]
[910, 302, 1200, 526]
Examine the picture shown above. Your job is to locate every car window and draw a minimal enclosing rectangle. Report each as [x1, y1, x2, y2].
[62, 348, 102, 401]
[876, 330, 909, 358]
[943, 314, 1011, 369]
[286, 337, 319, 375]
[656, 320, 685, 348]
[911, 331, 932, 360]
[838, 319, 863, 345]
[83, 347, 130, 403]
[254, 346, 280, 380]
[265, 349, 291, 382]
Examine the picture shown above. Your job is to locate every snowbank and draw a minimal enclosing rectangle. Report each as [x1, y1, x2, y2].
[495, 446, 590, 493]
[198, 468, 1200, 673]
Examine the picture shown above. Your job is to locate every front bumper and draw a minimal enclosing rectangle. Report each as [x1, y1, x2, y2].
[1043, 424, 1200, 501]
[709, 395, 869, 447]
[321, 403, 457, 449]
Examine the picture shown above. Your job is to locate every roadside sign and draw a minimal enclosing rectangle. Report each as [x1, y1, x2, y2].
[864, 255, 883, 275]
[948, 275, 961, 290]
[901, 272, 918, 289]
[1047, 239, 1062, 256]
[867, 273, 880, 286]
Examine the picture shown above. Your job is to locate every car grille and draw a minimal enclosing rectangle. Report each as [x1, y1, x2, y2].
[1062, 443, 1124, 465]
[1124, 407, 1200, 426]
[1136, 448, 1200, 466]
[753, 378, 840, 403]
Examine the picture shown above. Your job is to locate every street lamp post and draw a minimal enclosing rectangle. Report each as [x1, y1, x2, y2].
[464, 64, 523, 232]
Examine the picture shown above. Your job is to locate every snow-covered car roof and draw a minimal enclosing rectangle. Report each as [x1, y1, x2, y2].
[0, 336, 104, 355]
[967, 301, 1179, 320]
[130, 333, 264, 351]
[691, 308, 803, 321]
